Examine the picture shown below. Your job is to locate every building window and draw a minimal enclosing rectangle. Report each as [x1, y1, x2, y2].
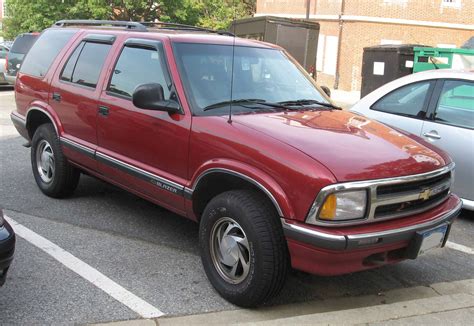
[441, 0, 461, 8]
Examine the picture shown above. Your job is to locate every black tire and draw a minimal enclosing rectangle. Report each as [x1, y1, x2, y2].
[199, 190, 288, 307]
[31, 123, 80, 198]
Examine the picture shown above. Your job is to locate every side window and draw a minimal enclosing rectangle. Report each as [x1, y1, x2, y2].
[20, 29, 76, 78]
[0, 47, 7, 59]
[371, 81, 433, 118]
[60, 43, 84, 82]
[108, 46, 171, 99]
[60, 42, 111, 88]
[434, 80, 474, 129]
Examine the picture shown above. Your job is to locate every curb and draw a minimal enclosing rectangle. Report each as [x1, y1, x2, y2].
[90, 278, 474, 326]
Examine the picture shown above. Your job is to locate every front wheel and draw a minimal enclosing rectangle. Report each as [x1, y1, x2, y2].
[199, 190, 288, 307]
[31, 123, 80, 198]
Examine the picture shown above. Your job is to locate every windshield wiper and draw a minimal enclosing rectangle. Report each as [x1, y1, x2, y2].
[278, 99, 342, 110]
[203, 99, 292, 111]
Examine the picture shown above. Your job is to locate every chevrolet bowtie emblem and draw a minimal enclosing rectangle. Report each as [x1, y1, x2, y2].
[419, 188, 432, 201]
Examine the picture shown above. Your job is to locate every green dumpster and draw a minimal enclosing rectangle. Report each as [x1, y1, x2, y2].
[413, 47, 474, 72]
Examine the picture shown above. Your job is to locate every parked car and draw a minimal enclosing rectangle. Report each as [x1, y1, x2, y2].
[0, 209, 15, 287]
[351, 70, 473, 211]
[0, 43, 11, 85]
[5, 32, 39, 85]
[11, 20, 462, 306]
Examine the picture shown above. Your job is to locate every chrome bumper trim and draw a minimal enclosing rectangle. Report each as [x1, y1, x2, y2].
[282, 198, 462, 251]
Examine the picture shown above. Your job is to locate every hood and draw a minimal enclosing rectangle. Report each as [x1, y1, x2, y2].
[233, 110, 447, 182]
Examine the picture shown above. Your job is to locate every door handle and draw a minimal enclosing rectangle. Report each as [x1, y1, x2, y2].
[98, 105, 109, 116]
[423, 131, 441, 140]
[52, 92, 61, 102]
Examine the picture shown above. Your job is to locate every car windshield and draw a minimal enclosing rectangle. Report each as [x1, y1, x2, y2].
[173, 43, 328, 116]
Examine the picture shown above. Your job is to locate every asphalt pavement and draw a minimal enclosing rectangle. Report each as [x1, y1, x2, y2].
[0, 88, 473, 325]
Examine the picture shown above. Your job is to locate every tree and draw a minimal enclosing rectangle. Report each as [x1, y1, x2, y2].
[2, 0, 255, 40]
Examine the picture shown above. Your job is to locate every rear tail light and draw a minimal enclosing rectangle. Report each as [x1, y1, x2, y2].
[4, 54, 7, 72]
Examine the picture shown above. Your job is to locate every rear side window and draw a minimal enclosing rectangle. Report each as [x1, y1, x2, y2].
[107, 46, 170, 98]
[371, 81, 434, 118]
[20, 29, 76, 78]
[434, 80, 474, 129]
[10, 34, 38, 54]
[60, 42, 111, 88]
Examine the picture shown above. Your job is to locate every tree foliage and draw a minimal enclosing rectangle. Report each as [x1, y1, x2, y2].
[2, 0, 256, 39]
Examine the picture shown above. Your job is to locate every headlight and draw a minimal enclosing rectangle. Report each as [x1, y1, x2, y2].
[307, 190, 367, 224]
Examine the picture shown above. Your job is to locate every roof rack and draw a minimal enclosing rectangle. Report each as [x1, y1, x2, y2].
[141, 21, 234, 36]
[52, 19, 234, 36]
[54, 20, 148, 31]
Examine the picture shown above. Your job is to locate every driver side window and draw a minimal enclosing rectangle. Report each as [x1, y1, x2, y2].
[371, 81, 434, 118]
[107, 46, 171, 100]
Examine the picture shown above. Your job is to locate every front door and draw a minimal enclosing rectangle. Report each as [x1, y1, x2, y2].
[367, 80, 436, 136]
[422, 79, 474, 202]
[96, 38, 191, 213]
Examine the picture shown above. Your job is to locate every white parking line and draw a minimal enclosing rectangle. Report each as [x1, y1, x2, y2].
[4, 215, 165, 318]
[446, 241, 474, 255]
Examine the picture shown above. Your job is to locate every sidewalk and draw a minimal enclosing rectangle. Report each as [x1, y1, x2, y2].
[93, 278, 474, 325]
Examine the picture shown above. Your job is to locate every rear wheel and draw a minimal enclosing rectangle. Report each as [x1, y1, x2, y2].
[199, 190, 288, 307]
[31, 123, 80, 198]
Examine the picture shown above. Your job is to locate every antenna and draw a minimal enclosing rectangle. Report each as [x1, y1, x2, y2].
[228, 1, 237, 124]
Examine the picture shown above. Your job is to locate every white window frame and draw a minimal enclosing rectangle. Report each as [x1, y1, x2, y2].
[441, 0, 461, 8]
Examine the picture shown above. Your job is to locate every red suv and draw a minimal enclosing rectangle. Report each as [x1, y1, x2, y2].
[10, 20, 461, 307]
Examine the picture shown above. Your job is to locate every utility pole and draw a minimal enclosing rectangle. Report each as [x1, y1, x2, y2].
[306, 0, 311, 19]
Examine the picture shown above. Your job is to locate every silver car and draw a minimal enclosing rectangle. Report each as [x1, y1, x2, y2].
[0, 43, 11, 85]
[351, 70, 474, 210]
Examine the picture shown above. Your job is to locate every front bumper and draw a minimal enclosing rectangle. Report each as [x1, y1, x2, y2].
[5, 74, 16, 85]
[282, 195, 462, 275]
[461, 198, 474, 211]
[0, 219, 16, 286]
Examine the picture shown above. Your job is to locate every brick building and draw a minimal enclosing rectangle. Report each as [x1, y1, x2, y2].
[256, 0, 474, 92]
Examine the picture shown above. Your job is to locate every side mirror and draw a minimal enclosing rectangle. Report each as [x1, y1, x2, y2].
[132, 83, 180, 113]
[321, 85, 331, 98]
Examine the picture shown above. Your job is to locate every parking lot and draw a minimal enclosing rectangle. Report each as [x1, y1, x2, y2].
[0, 87, 473, 325]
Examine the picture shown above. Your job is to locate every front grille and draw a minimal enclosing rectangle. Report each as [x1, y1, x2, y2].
[377, 171, 451, 196]
[373, 171, 452, 219]
[374, 189, 449, 218]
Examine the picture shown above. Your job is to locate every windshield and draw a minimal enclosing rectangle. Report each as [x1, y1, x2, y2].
[173, 43, 328, 116]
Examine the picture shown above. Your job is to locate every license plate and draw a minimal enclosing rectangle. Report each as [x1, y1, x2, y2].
[417, 224, 448, 256]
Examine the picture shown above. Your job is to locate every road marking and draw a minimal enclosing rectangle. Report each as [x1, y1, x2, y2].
[446, 241, 474, 255]
[4, 215, 165, 318]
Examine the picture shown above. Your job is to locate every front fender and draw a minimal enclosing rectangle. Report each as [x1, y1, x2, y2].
[188, 158, 295, 219]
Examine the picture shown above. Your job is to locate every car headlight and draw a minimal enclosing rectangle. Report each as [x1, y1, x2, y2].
[306, 190, 368, 224]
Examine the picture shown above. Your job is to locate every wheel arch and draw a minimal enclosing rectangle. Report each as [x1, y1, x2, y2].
[189, 166, 293, 221]
[26, 107, 61, 139]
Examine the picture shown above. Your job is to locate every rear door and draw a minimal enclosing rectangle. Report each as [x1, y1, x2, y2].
[96, 37, 191, 214]
[365, 80, 436, 136]
[50, 34, 115, 170]
[422, 79, 474, 202]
